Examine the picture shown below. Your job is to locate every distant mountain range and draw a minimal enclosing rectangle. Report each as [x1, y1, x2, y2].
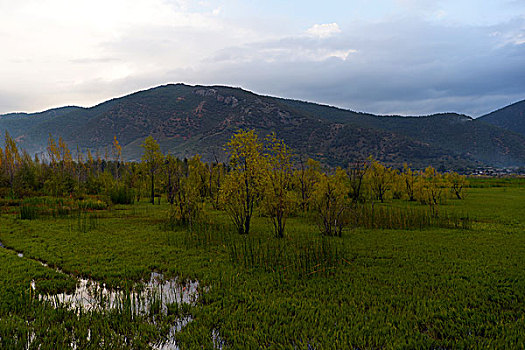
[1, 84, 524, 170]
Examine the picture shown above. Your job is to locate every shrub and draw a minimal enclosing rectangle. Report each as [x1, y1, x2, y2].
[109, 185, 135, 205]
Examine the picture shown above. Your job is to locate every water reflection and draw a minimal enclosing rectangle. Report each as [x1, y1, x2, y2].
[35, 272, 199, 316]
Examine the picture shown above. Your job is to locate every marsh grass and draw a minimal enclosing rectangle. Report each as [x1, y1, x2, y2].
[177, 218, 345, 276]
[1, 187, 524, 349]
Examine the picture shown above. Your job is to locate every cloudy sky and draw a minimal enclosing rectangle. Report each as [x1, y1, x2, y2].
[0, 0, 524, 116]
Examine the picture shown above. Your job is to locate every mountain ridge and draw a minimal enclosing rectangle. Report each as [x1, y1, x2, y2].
[478, 99, 525, 138]
[1, 83, 524, 170]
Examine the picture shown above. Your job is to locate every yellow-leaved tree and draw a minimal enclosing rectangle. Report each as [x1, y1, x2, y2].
[415, 166, 450, 215]
[261, 133, 296, 238]
[311, 168, 350, 237]
[401, 163, 417, 201]
[220, 130, 266, 235]
[445, 172, 468, 199]
[294, 157, 321, 212]
[366, 158, 395, 203]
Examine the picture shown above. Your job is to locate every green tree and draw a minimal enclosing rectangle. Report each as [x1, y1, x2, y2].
[141, 136, 164, 204]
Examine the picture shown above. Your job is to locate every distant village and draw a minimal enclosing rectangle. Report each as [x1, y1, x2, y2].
[466, 166, 525, 176]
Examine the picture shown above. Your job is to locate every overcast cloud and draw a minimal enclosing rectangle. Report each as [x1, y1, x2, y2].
[0, 0, 523, 116]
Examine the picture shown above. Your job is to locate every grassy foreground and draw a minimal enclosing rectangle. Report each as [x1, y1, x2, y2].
[0, 186, 524, 349]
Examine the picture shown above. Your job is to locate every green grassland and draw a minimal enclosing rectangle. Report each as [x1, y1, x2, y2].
[0, 185, 524, 349]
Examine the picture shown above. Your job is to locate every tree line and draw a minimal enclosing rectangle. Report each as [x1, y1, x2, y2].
[0, 130, 468, 237]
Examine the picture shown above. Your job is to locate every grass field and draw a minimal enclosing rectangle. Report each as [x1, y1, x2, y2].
[0, 184, 524, 349]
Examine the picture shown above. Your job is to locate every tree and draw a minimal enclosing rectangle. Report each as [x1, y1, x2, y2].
[446, 172, 468, 199]
[311, 168, 350, 237]
[112, 136, 122, 181]
[164, 154, 204, 228]
[141, 136, 164, 204]
[415, 166, 450, 215]
[220, 130, 265, 235]
[366, 159, 394, 203]
[46, 134, 60, 169]
[4, 131, 21, 195]
[58, 137, 73, 175]
[208, 161, 225, 209]
[165, 154, 183, 205]
[401, 163, 417, 201]
[14, 150, 40, 195]
[262, 133, 295, 238]
[189, 154, 209, 199]
[347, 159, 369, 203]
[295, 157, 320, 212]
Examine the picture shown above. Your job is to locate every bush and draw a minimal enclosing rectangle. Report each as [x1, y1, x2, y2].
[109, 185, 135, 205]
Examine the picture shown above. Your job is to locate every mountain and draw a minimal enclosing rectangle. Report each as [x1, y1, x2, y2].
[477, 99, 525, 138]
[1, 84, 525, 170]
[278, 99, 525, 167]
[0, 107, 83, 143]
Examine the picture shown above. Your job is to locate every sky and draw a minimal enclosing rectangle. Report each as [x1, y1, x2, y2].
[0, 0, 524, 116]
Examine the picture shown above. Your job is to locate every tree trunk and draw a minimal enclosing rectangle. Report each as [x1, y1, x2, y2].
[150, 173, 155, 205]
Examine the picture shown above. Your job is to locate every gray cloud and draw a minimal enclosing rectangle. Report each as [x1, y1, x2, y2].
[169, 17, 525, 117]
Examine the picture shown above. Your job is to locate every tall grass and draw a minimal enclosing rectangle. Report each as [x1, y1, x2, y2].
[74, 211, 100, 233]
[19, 205, 39, 220]
[227, 236, 346, 276]
[15, 197, 109, 221]
[178, 221, 235, 248]
[351, 203, 471, 230]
